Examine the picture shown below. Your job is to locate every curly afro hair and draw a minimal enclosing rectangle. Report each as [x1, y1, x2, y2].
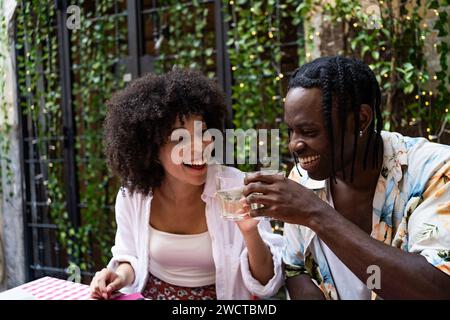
[103, 69, 227, 196]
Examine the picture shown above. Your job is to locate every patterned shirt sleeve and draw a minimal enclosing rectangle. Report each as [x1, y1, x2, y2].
[407, 160, 450, 276]
[283, 223, 309, 278]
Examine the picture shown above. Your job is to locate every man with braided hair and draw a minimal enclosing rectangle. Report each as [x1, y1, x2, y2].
[242, 56, 450, 299]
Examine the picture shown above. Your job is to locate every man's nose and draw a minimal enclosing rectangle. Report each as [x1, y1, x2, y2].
[289, 139, 306, 154]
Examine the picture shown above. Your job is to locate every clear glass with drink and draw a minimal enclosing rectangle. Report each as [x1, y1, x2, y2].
[245, 169, 285, 220]
[215, 174, 246, 221]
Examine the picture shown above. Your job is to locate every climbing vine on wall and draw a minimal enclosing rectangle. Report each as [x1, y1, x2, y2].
[298, 0, 450, 142]
[224, 0, 304, 171]
[14, 0, 126, 278]
[154, 1, 216, 77]
[70, 0, 127, 270]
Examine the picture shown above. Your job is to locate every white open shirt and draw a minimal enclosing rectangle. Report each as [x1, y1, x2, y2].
[107, 164, 285, 299]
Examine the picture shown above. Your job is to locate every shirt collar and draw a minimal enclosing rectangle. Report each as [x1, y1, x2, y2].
[291, 164, 326, 190]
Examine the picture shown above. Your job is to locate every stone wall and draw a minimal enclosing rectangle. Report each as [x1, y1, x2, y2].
[0, 0, 26, 292]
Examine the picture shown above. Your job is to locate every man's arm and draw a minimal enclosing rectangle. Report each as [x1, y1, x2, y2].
[310, 207, 450, 299]
[287, 274, 325, 300]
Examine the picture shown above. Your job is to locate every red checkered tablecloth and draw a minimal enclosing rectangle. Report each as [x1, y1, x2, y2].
[16, 276, 94, 300]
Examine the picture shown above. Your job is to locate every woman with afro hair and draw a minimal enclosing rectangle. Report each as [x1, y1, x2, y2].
[89, 69, 284, 300]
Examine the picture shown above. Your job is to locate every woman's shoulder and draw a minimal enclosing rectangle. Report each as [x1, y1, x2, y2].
[114, 186, 151, 219]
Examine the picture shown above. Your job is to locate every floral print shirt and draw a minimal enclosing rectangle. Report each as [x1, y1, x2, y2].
[283, 131, 450, 300]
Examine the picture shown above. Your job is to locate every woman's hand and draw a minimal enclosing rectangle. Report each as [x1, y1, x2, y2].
[235, 203, 260, 235]
[235, 201, 275, 286]
[242, 172, 331, 226]
[90, 268, 127, 300]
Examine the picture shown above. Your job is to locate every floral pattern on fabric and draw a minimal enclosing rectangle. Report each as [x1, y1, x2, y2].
[142, 273, 217, 300]
[283, 131, 450, 300]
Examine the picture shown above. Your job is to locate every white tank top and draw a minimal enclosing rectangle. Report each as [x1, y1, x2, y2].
[148, 225, 216, 287]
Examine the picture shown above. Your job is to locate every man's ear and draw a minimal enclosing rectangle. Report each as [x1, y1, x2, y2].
[359, 104, 373, 134]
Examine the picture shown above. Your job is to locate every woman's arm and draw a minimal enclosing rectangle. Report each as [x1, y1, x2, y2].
[114, 262, 136, 287]
[287, 274, 325, 300]
[241, 227, 275, 285]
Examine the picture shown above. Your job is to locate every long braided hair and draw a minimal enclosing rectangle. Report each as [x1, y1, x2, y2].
[288, 56, 383, 182]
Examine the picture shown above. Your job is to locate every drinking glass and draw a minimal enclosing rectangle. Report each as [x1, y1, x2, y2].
[244, 169, 285, 220]
[215, 174, 246, 221]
